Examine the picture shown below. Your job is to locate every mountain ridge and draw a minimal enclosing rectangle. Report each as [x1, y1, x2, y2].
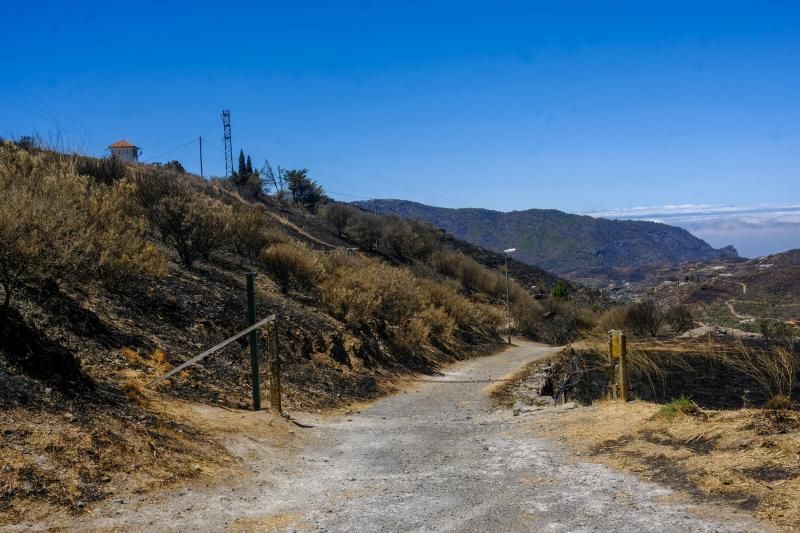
[354, 199, 738, 282]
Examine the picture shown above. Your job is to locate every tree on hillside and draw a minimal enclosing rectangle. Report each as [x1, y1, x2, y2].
[246, 155, 253, 176]
[262, 160, 285, 196]
[286, 169, 325, 211]
[346, 212, 383, 249]
[237, 149, 247, 181]
[320, 203, 358, 237]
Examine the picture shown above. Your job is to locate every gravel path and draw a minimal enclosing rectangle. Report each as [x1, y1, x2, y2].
[41, 342, 768, 532]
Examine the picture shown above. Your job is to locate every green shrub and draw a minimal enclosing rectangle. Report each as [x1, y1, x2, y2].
[550, 280, 570, 299]
[286, 169, 324, 211]
[654, 396, 703, 419]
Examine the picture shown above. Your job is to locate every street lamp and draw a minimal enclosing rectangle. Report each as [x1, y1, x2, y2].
[503, 248, 516, 344]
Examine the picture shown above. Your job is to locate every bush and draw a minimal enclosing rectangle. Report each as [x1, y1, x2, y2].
[599, 306, 628, 332]
[419, 306, 456, 340]
[260, 242, 325, 293]
[320, 203, 358, 237]
[394, 317, 430, 354]
[625, 300, 662, 337]
[76, 155, 128, 184]
[512, 293, 546, 337]
[758, 319, 793, 342]
[150, 188, 231, 267]
[346, 212, 384, 249]
[0, 142, 164, 310]
[664, 304, 694, 333]
[322, 259, 422, 326]
[286, 169, 324, 211]
[655, 396, 703, 419]
[550, 280, 570, 299]
[432, 252, 494, 295]
[229, 207, 287, 265]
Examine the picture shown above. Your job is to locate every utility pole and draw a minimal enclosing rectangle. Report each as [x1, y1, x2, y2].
[503, 248, 516, 344]
[199, 136, 204, 178]
[221, 110, 233, 179]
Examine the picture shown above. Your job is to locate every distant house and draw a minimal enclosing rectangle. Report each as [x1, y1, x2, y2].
[108, 140, 140, 164]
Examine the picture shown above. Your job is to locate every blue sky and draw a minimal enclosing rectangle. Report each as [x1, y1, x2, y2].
[1, 1, 798, 256]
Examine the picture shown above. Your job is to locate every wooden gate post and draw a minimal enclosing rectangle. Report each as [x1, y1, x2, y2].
[269, 320, 282, 414]
[610, 329, 629, 402]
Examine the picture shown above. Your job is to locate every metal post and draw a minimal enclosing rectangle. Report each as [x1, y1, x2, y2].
[199, 136, 204, 178]
[246, 273, 260, 411]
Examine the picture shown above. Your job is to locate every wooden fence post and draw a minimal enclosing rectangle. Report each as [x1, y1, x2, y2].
[610, 329, 629, 402]
[269, 320, 282, 414]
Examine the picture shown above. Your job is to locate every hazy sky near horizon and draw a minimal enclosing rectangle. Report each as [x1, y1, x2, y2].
[2, 1, 798, 256]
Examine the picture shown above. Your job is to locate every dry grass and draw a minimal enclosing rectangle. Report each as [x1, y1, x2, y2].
[532, 401, 800, 530]
[0, 400, 236, 526]
[0, 392, 303, 526]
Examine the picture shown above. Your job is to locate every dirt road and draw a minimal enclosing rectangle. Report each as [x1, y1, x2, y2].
[34, 342, 767, 532]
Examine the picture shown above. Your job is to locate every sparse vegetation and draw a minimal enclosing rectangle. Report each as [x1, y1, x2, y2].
[654, 396, 703, 419]
[0, 142, 164, 310]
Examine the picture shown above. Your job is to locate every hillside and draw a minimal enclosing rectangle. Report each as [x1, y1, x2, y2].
[0, 142, 591, 523]
[624, 249, 800, 333]
[357, 199, 738, 283]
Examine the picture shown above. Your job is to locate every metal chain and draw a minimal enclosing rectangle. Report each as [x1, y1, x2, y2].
[396, 378, 516, 384]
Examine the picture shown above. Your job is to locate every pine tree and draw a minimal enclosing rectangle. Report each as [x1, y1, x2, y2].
[246, 155, 253, 176]
[237, 150, 247, 182]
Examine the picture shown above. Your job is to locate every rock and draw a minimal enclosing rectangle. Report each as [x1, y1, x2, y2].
[64, 412, 75, 421]
[560, 402, 577, 410]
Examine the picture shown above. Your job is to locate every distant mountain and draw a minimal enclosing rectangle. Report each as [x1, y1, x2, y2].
[354, 199, 738, 282]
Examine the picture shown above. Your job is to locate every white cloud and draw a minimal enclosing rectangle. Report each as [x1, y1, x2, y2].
[584, 204, 800, 258]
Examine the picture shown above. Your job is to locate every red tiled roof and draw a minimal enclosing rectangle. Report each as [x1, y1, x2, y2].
[108, 140, 138, 148]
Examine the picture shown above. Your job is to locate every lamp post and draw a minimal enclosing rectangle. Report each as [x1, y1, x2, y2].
[503, 248, 516, 344]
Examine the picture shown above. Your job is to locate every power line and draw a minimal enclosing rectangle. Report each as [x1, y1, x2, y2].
[142, 138, 198, 163]
[1, 83, 86, 133]
[237, 125, 458, 206]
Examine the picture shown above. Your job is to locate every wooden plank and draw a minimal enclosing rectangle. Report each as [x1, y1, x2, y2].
[145, 314, 276, 388]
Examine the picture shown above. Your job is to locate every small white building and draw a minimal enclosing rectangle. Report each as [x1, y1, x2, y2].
[108, 140, 140, 163]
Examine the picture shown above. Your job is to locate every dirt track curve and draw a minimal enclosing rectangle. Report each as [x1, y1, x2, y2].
[29, 342, 768, 532]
